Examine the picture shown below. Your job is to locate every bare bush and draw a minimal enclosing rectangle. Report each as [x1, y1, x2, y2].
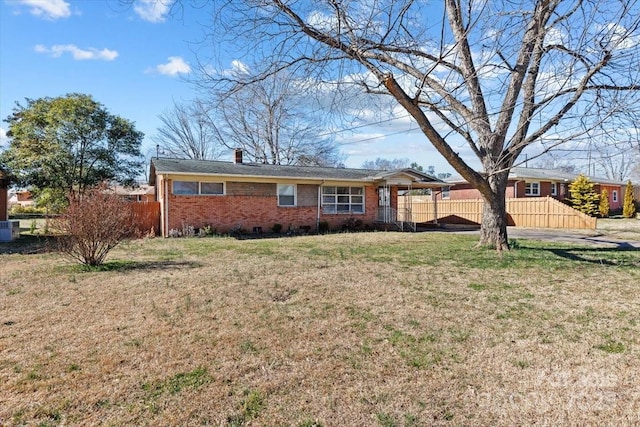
[54, 184, 138, 266]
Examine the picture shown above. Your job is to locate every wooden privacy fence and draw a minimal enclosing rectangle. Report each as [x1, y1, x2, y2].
[398, 196, 597, 229]
[129, 201, 160, 235]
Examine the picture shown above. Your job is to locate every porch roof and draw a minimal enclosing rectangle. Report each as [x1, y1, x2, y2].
[150, 158, 446, 187]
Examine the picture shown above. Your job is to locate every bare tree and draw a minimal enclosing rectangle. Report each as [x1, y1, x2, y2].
[593, 141, 638, 181]
[202, 0, 640, 249]
[632, 154, 640, 181]
[204, 71, 344, 166]
[362, 157, 410, 170]
[153, 100, 223, 160]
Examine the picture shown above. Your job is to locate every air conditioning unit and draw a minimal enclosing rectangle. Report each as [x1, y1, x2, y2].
[0, 221, 20, 242]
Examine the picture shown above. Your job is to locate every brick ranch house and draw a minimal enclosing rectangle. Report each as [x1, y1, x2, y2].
[149, 151, 446, 237]
[442, 167, 626, 211]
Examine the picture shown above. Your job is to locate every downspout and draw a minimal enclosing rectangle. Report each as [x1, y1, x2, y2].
[433, 189, 439, 225]
[163, 175, 169, 237]
[317, 180, 324, 231]
[513, 180, 521, 198]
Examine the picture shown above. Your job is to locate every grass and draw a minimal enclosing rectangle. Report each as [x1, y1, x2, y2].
[1, 231, 639, 425]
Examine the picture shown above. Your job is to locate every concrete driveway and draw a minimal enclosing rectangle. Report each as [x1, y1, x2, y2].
[440, 225, 640, 248]
[506, 227, 640, 248]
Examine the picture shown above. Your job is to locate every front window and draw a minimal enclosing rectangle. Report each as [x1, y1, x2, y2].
[525, 182, 540, 196]
[173, 181, 224, 195]
[278, 184, 296, 206]
[612, 190, 618, 202]
[322, 186, 364, 214]
[173, 181, 199, 195]
[551, 182, 557, 196]
[201, 182, 224, 195]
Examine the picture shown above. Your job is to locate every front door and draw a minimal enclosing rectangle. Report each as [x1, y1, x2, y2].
[378, 185, 392, 222]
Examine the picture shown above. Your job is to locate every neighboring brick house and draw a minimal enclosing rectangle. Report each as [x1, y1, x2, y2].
[443, 167, 626, 211]
[9, 190, 34, 208]
[111, 184, 156, 202]
[149, 151, 445, 237]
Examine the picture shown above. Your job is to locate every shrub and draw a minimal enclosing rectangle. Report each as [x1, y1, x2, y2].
[342, 217, 363, 232]
[599, 189, 610, 218]
[9, 204, 46, 215]
[623, 180, 636, 219]
[569, 174, 600, 216]
[271, 223, 283, 233]
[318, 221, 330, 234]
[200, 224, 216, 236]
[53, 184, 138, 266]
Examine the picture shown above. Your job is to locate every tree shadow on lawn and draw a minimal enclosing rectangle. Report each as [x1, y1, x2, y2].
[526, 244, 639, 266]
[1, 236, 202, 273]
[0, 234, 58, 255]
[76, 259, 203, 273]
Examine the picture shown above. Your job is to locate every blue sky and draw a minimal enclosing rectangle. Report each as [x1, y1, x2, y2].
[0, 0, 480, 179]
[0, 0, 459, 176]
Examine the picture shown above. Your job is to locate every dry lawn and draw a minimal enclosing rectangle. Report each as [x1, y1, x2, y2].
[1, 232, 639, 426]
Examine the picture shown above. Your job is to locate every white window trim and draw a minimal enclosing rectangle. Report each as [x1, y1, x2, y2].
[550, 182, 557, 196]
[441, 186, 450, 199]
[612, 190, 618, 202]
[173, 180, 225, 196]
[200, 182, 225, 195]
[525, 182, 540, 196]
[321, 186, 365, 214]
[277, 184, 297, 207]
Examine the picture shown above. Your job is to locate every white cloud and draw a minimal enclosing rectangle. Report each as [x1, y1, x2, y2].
[230, 60, 250, 75]
[307, 10, 338, 32]
[34, 44, 118, 61]
[0, 127, 8, 148]
[154, 56, 191, 76]
[134, 0, 173, 23]
[13, 0, 71, 20]
[601, 23, 640, 51]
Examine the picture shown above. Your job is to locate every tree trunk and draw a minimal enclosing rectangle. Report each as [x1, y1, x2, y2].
[479, 193, 509, 250]
[478, 172, 510, 250]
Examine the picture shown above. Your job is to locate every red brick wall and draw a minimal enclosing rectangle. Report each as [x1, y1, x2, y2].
[451, 180, 572, 201]
[444, 183, 481, 200]
[165, 181, 379, 233]
[449, 180, 525, 199]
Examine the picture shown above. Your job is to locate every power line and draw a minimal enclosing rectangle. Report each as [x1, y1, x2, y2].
[317, 112, 413, 138]
[337, 125, 422, 146]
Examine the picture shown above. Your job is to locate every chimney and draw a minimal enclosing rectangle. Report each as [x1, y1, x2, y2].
[234, 148, 243, 164]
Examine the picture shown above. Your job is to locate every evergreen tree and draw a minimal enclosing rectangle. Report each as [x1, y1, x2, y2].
[623, 180, 636, 218]
[569, 175, 600, 216]
[599, 189, 610, 218]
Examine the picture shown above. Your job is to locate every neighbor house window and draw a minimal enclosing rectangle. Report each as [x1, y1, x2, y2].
[173, 181, 224, 195]
[441, 186, 450, 199]
[278, 184, 296, 206]
[525, 182, 540, 196]
[551, 182, 557, 196]
[322, 186, 364, 214]
[612, 190, 618, 203]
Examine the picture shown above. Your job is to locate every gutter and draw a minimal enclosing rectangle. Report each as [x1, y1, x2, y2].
[513, 180, 521, 198]
[163, 175, 169, 237]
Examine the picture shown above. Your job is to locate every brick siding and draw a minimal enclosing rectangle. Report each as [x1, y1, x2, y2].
[165, 181, 379, 233]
